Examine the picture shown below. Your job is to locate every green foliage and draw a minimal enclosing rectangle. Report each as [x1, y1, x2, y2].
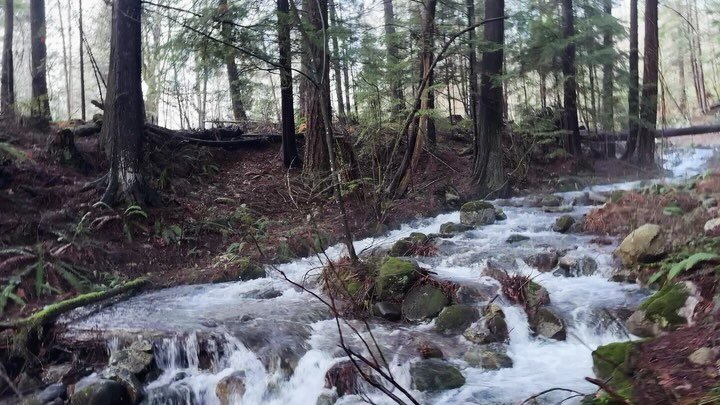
[648, 252, 720, 284]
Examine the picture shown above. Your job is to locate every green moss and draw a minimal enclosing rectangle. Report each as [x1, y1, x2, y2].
[373, 257, 420, 300]
[435, 304, 479, 333]
[639, 283, 689, 326]
[592, 341, 634, 380]
[460, 200, 494, 212]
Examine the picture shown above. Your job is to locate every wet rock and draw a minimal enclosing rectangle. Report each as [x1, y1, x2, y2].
[70, 379, 131, 405]
[541, 194, 563, 207]
[373, 257, 421, 301]
[555, 256, 597, 277]
[143, 382, 197, 404]
[556, 177, 588, 192]
[495, 208, 507, 221]
[42, 363, 73, 384]
[238, 262, 266, 281]
[101, 367, 143, 404]
[506, 234, 530, 243]
[525, 281, 551, 309]
[704, 218, 720, 236]
[417, 342, 444, 359]
[626, 283, 693, 337]
[435, 305, 480, 334]
[543, 205, 573, 213]
[324, 361, 363, 397]
[592, 341, 636, 380]
[459, 201, 496, 226]
[688, 347, 714, 365]
[453, 284, 496, 304]
[553, 215, 575, 233]
[483, 258, 518, 282]
[523, 251, 559, 272]
[316, 390, 339, 405]
[568, 216, 585, 233]
[109, 340, 155, 378]
[402, 285, 449, 321]
[615, 224, 667, 266]
[528, 307, 566, 340]
[388, 232, 433, 257]
[434, 184, 462, 210]
[216, 371, 246, 404]
[257, 289, 283, 299]
[17, 372, 42, 393]
[463, 343, 513, 370]
[439, 222, 473, 234]
[610, 269, 636, 283]
[373, 301, 402, 321]
[463, 304, 508, 344]
[409, 359, 465, 391]
[35, 383, 66, 403]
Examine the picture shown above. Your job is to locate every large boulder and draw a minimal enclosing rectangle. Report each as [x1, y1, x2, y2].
[463, 343, 513, 370]
[592, 341, 637, 380]
[402, 285, 449, 321]
[626, 283, 694, 337]
[70, 379, 131, 405]
[459, 201, 496, 226]
[553, 215, 575, 233]
[463, 304, 509, 344]
[435, 305, 480, 334]
[101, 367, 143, 404]
[615, 224, 667, 266]
[523, 251, 559, 272]
[409, 359, 465, 391]
[528, 307, 566, 340]
[373, 257, 422, 301]
[216, 371, 246, 405]
[388, 232, 432, 257]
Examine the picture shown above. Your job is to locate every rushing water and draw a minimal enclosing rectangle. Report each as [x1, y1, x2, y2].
[61, 147, 716, 405]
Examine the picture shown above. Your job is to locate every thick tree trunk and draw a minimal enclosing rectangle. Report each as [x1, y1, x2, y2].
[472, 0, 505, 197]
[383, 0, 404, 114]
[601, 0, 615, 157]
[561, 0, 581, 156]
[1, 0, 15, 117]
[637, 0, 658, 167]
[219, 0, 247, 122]
[30, 0, 52, 122]
[466, 0, 479, 157]
[277, 0, 300, 168]
[100, 0, 149, 205]
[301, 0, 332, 176]
[624, 0, 639, 160]
[328, 0, 346, 124]
[79, 0, 86, 121]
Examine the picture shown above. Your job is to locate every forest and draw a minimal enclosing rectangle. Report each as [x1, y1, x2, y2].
[0, 0, 719, 403]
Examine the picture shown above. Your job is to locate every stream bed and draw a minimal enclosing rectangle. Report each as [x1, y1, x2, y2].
[60, 148, 716, 404]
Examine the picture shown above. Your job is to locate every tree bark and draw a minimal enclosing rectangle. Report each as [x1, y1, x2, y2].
[100, 0, 149, 205]
[277, 0, 300, 168]
[561, 0, 581, 156]
[624, 0, 639, 160]
[57, 0, 71, 120]
[79, 0, 86, 121]
[383, 0, 404, 114]
[637, 0, 658, 166]
[301, 0, 331, 176]
[601, 0, 615, 157]
[472, 0, 505, 197]
[1, 0, 15, 117]
[466, 0, 479, 155]
[328, 0, 346, 124]
[219, 0, 247, 122]
[30, 0, 52, 122]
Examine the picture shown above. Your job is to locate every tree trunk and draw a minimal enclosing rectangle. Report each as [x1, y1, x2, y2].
[100, 0, 149, 205]
[302, 0, 331, 176]
[30, 0, 52, 122]
[466, 0, 479, 157]
[637, 0, 658, 167]
[601, 0, 615, 157]
[383, 0, 404, 114]
[624, 0, 639, 160]
[342, 45, 352, 121]
[692, 0, 708, 113]
[219, 0, 247, 122]
[79, 0, 86, 121]
[57, 0, 71, 120]
[678, 51, 688, 121]
[328, 0, 346, 124]
[1, 0, 15, 117]
[472, 0, 505, 197]
[561, 0, 581, 156]
[277, 0, 300, 168]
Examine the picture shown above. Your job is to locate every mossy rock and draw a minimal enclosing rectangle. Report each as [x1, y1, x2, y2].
[402, 284, 449, 321]
[615, 224, 666, 266]
[409, 359, 465, 391]
[388, 233, 431, 257]
[435, 305, 480, 334]
[460, 200, 495, 211]
[373, 257, 421, 301]
[439, 222, 472, 234]
[459, 201, 496, 226]
[495, 208, 507, 221]
[237, 259, 266, 281]
[553, 215, 575, 233]
[591, 341, 635, 380]
[639, 283, 689, 326]
[70, 379, 132, 405]
[525, 281, 550, 309]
